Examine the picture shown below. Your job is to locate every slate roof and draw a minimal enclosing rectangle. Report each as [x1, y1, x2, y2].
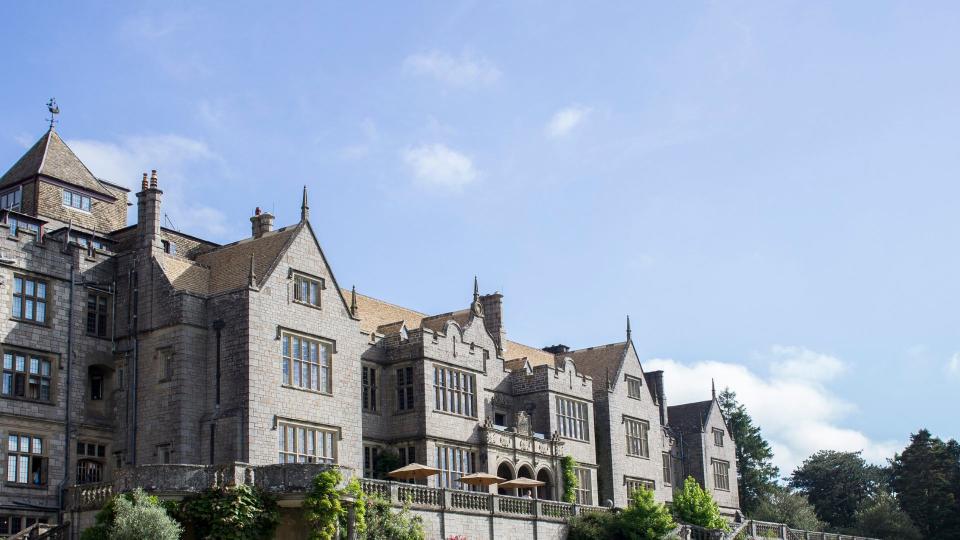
[157, 255, 210, 295]
[667, 400, 714, 433]
[195, 224, 301, 295]
[0, 129, 116, 198]
[504, 340, 556, 367]
[421, 309, 471, 333]
[561, 342, 628, 385]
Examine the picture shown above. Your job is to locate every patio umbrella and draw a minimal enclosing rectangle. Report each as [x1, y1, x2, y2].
[387, 463, 441, 481]
[458, 472, 506, 487]
[497, 477, 546, 489]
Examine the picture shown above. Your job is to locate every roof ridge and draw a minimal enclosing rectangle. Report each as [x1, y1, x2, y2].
[51, 130, 114, 195]
[354, 292, 429, 317]
[35, 129, 53, 177]
[564, 341, 627, 354]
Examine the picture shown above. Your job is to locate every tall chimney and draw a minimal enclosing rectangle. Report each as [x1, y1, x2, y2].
[136, 170, 162, 252]
[647, 370, 668, 425]
[250, 207, 275, 238]
[480, 293, 505, 354]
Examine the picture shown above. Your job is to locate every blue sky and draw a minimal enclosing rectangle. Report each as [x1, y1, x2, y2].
[1, 2, 957, 474]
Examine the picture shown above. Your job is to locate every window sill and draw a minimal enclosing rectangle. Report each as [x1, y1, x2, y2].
[626, 454, 651, 460]
[1, 395, 56, 407]
[4, 482, 48, 490]
[281, 384, 332, 397]
[393, 409, 417, 416]
[86, 332, 111, 341]
[559, 436, 590, 443]
[432, 409, 478, 421]
[9, 318, 49, 328]
[62, 205, 92, 214]
[292, 300, 322, 311]
[627, 396, 642, 401]
[362, 409, 382, 416]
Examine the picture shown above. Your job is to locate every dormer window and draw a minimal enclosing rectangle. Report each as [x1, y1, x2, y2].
[62, 189, 91, 212]
[0, 187, 21, 211]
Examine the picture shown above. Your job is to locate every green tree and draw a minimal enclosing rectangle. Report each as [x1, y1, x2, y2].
[175, 484, 279, 540]
[790, 450, 884, 530]
[717, 388, 780, 515]
[751, 486, 823, 531]
[81, 488, 181, 540]
[890, 429, 960, 539]
[852, 491, 922, 540]
[671, 477, 728, 530]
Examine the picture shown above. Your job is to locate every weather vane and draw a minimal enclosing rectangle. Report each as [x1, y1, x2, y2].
[46, 98, 59, 129]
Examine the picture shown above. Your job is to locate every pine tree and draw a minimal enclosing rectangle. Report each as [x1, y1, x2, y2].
[717, 388, 779, 515]
[890, 429, 960, 539]
[790, 450, 884, 530]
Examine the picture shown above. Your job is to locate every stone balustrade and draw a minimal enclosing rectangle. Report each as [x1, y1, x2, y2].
[681, 519, 881, 540]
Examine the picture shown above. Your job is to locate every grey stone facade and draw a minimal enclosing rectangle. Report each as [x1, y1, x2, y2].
[0, 127, 738, 537]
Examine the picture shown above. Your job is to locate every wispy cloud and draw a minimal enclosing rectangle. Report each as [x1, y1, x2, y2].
[401, 143, 477, 190]
[339, 118, 380, 160]
[947, 353, 960, 377]
[545, 105, 592, 138]
[69, 134, 230, 239]
[646, 346, 901, 476]
[403, 51, 500, 87]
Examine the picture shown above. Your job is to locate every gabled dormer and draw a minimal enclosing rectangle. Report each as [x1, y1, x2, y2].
[0, 128, 129, 233]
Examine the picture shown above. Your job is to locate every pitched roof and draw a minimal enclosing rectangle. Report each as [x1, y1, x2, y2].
[157, 254, 210, 295]
[421, 309, 471, 333]
[0, 129, 116, 198]
[195, 224, 301, 295]
[503, 339, 556, 367]
[667, 400, 714, 433]
[562, 342, 628, 385]
[345, 292, 428, 335]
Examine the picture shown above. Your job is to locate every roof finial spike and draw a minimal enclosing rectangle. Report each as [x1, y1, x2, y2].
[300, 185, 310, 222]
[248, 253, 257, 288]
[471, 276, 484, 317]
[626, 315, 632, 342]
[473, 275, 479, 300]
[350, 285, 358, 317]
[711, 378, 716, 400]
[46, 98, 59, 130]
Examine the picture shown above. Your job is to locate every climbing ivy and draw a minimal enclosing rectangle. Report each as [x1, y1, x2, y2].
[174, 483, 280, 540]
[303, 467, 367, 539]
[561, 455, 578, 504]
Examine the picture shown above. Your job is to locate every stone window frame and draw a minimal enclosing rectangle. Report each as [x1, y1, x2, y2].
[276, 418, 339, 465]
[362, 442, 382, 478]
[434, 443, 477, 491]
[5, 433, 47, 487]
[86, 290, 110, 338]
[624, 416, 650, 458]
[712, 427, 725, 447]
[1, 348, 54, 404]
[624, 476, 656, 501]
[278, 328, 334, 396]
[0, 186, 22, 212]
[62, 188, 92, 213]
[574, 467, 593, 505]
[12, 274, 48, 325]
[555, 396, 590, 442]
[432, 364, 477, 418]
[76, 441, 107, 485]
[156, 444, 172, 464]
[625, 375, 643, 400]
[395, 365, 415, 413]
[157, 348, 174, 383]
[712, 459, 731, 491]
[661, 452, 673, 485]
[361, 363, 379, 413]
[288, 269, 324, 309]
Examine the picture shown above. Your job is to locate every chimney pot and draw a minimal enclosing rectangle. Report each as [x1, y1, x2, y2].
[149, 169, 158, 189]
[255, 207, 261, 216]
[141, 173, 148, 190]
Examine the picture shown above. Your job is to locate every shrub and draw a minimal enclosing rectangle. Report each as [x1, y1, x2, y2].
[174, 483, 279, 540]
[671, 477, 728, 530]
[303, 467, 369, 539]
[81, 488, 181, 540]
[567, 510, 619, 540]
[615, 487, 676, 539]
[364, 496, 425, 540]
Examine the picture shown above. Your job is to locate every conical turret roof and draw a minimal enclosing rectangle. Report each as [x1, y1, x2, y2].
[0, 129, 116, 198]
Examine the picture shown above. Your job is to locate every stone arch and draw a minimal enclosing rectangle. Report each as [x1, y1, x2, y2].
[497, 461, 516, 495]
[516, 464, 536, 497]
[536, 467, 554, 500]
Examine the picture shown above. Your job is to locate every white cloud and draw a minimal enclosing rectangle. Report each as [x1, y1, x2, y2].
[646, 346, 901, 475]
[403, 51, 500, 87]
[401, 143, 478, 190]
[947, 353, 960, 377]
[69, 135, 230, 239]
[545, 105, 592, 138]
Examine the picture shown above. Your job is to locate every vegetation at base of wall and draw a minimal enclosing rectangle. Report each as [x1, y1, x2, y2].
[568, 487, 675, 540]
[671, 477, 728, 531]
[80, 488, 182, 540]
[363, 496, 425, 540]
[170, 483, 279, 540]
[560, 455, 577, 504]
[303, 467, 369, 540]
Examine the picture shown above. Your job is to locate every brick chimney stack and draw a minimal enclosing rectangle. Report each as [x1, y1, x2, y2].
[480, 292, 506, 354]
[250, 207, 275, 238]
[136, 169, 163, 251]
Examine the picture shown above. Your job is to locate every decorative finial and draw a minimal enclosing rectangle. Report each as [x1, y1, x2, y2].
[248, 253, 257, 288]
[149, 170, 158, 189]
[471, 276, 484, 316]
[141, 173, 148, 190]
[711, 378, 716, 400]
[46, 98, 59, 130]
[300, 185, 309, 221]
[350, 285, 358, 317]
[626, 315, 632, 342]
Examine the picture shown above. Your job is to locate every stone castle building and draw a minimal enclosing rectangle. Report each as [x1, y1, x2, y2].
[0, 125, 739, 537]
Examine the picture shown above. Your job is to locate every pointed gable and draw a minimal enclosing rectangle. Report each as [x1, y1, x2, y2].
[196, 224, 301, 294]
[667, 400, 713, 433]
[0, 129, 116, 198]
[562, 342, 629, 389]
